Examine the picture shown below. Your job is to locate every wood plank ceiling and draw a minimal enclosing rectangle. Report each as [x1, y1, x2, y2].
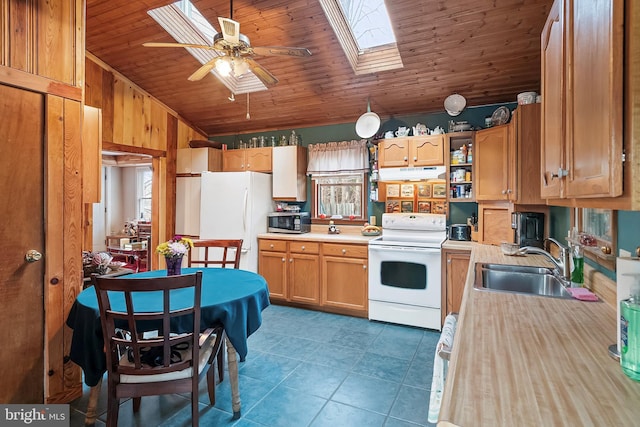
[86, 0, 553, 136]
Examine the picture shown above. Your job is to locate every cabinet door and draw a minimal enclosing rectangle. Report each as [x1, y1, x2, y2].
[540, 0, 564, 198]
[258, 249, 287, 301]
[442, 249, 471, 325]
[175, 176, 200, 236]
[411, 135, 445, 166]
[514, 104, 544, 204]
[273, 146, 306, 201]
[321, 256, 368, 316]
[475, 125, 510, 201]
[378, 139, 410, 167]
[289, 253, 320, 304]
[565, 0, 623, 198]
[478, 202, 514, 245]
[246, 147, 272, 172]
[223, 150, 245, 171]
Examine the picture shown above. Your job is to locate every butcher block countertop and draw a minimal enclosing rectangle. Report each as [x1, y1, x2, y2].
[439, 244, 640, 426]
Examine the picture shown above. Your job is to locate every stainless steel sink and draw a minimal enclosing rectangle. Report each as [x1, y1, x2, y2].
[473, 263, 573, 299]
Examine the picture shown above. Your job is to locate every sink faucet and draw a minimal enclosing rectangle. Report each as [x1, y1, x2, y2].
[519, 238, 571, 281]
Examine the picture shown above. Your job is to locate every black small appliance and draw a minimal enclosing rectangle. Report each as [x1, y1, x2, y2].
[511, 212, 545, 248]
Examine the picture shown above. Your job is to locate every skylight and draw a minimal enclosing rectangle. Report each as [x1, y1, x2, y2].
[320, 0, 403, 75]
[338, 0, 396, 51]
[147, 1, 267, 94]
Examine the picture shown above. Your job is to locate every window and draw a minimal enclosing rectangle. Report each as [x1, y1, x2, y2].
[572, 208, 617, 271]
[136, 167, 153, 221]
[319, 0, 403, 75]
[313, 174, 366, 220]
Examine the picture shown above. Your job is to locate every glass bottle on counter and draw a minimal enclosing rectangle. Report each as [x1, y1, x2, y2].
[621, 280, 640, 381]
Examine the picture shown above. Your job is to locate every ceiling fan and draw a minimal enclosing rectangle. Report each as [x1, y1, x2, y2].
[142, 1, 311, 87]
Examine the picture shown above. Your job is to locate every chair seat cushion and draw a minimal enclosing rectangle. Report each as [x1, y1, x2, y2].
[119, 333, 218, 384]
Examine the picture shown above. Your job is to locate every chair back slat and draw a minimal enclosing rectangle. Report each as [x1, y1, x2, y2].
[187, 239, 243, 269]
[92, 272, 203, 375]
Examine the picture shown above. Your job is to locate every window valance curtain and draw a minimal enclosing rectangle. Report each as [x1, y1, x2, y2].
[306, 140, 369, 176]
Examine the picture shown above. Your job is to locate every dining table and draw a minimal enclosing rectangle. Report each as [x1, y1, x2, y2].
[66, 267, 270, 423]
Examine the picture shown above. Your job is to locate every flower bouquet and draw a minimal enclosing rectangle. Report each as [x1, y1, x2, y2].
[156, 236, 193, 275]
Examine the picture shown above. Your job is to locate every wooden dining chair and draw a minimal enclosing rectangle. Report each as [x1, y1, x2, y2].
[92, 272, 225, 427]
[187, 239, 243, 383]
[187, 239, 243, 269]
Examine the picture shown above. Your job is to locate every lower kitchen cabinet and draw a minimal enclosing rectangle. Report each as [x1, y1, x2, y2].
[321, 243, 368, 317]
[441, 247, 471, 325]
[258, 239, 319, 305]
[258, 238, 368, 317]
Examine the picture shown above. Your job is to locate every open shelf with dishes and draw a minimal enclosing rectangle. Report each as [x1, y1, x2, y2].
[447, 131, 475, 202]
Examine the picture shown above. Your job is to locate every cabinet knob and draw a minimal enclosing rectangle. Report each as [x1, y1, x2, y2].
[363, 265, 367, 270]
[301, 245, 306, 250]
[289, 259, 293, 263]
[551, 168, 569, 179]
[270, 244, 274, 248]
[501, 190, 507, 194]
[506, 189, 512, 194]
[447, 259, 452, 264]
[342, 249, 347, 254]
[403, 157, 408, 161]
[281, 258, 286, 262]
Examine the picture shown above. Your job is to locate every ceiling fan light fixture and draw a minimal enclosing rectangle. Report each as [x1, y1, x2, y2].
[233, 58, 250, 76]
[215, 57, 233, 77]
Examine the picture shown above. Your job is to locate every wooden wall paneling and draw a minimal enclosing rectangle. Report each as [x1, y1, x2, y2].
[153, 155, 167, 271]
[3, 0, 33, 71]
[84, 57, 103, 107]
[101, 67, 114, 142]
[36, 0, 83, 86]
[165, 114, 178, 251]
[82, 105, 102, 202]
[150, 99, 167, 150]
[45, 95, 83, 403]
[122, 81, 134, 145]
[112, 76, 125, 144]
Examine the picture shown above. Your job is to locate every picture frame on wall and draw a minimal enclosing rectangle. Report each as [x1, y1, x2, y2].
[386, 184, 400, 198]
[432, 183, 447, 198]
[418, 201, 431, 213]
[401, 184, 414, 198]
[401, 201, 414, 212]
[417, 184, 432, 198]
[432, 201, 447, 214]
[386, 201, 400, 213]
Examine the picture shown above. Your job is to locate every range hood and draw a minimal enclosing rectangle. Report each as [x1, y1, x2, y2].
[378, 166, 446, 182]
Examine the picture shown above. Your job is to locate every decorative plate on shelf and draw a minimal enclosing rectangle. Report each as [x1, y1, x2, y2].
[491, 106, 511, 126]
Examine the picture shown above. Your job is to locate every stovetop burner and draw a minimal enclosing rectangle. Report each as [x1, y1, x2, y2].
[369, 213, 447, 248]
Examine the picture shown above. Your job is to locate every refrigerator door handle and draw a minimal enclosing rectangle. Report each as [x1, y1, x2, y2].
[243, 188, 249, 234]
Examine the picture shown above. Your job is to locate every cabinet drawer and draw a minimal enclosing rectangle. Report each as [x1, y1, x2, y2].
[259, 239, 287, 252]
[323, 243, 368, 258]
[289, 241, 319, 254]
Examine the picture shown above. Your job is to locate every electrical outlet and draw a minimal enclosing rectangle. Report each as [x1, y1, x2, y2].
[620, 249, 631, 257]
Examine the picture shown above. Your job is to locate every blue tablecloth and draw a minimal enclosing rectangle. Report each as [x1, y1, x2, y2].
[66, 268, 270, 386]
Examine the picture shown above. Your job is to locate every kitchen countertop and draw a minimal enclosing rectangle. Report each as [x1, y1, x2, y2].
[438, 244, 640, 426]
[258, 225, 378, 244]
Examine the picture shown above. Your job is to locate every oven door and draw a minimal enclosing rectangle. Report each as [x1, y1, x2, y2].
[368, 244, 441, 308]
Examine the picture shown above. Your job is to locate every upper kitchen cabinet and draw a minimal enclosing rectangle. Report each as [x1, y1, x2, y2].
[223, 147, 272, 172]
[176, 148, 222, 174]
[378, 135, 445, 168]
[476, 104, 544, 205]
[541, 0, 626, 204]
[272, 146, 307, 201]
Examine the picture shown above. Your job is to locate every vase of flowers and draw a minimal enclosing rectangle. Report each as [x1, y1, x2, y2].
[156, 236, 193, 276]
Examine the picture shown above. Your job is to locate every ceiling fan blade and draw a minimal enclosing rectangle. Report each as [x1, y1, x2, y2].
[188, 58, 217, 81]
[244, 58, 279, 87]
[218, 17, 240, 45]
[252, 46, 312, 57]
[143, 42, 214, 50]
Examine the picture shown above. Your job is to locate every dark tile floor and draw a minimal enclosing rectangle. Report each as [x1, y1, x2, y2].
[69, 305, 440, 427]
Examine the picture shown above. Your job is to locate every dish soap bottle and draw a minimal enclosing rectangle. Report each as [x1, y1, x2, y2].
[570, 244, 584, 287]
[621, 280, 640, 381]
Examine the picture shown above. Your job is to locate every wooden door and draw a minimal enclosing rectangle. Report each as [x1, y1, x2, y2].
[540, 0, 565, 199]
[475, 125, 510, 201]
[245, 148, 272, 172]
[378, 139, 410, 167]
[258, 243, 287, 301]
[443, 249, 471, 325]
[289, 253, 320, 304]
[478, 202, 514, 246]
[222, 150, 246, 171]
[321, 256, 368, 316]
[0, 85, 45, 402]
[411, 135, 445, 166]
[565, 0, 623, 198]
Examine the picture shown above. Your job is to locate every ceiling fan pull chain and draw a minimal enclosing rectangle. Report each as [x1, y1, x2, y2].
[246, 92, 250, 120]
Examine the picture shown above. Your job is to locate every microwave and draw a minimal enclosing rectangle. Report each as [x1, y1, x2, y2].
[267, 212, 311, 234]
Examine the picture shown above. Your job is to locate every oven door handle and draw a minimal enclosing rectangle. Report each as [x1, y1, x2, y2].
[369, 245, 442, 253]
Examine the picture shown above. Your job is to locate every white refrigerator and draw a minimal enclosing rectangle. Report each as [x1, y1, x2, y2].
[199, 171, 273, 272]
